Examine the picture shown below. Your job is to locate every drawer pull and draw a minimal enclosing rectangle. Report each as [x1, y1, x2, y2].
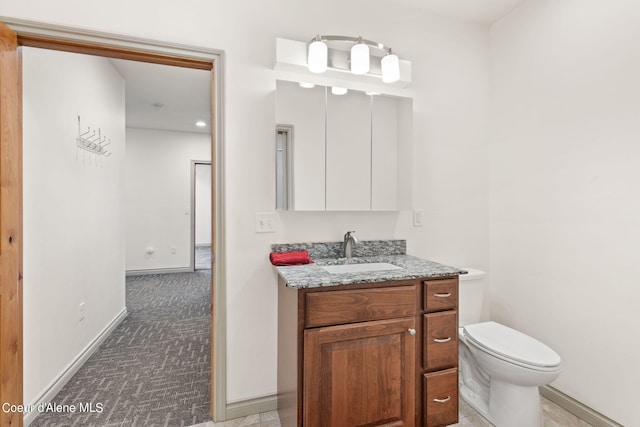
[433, 293, 451, 298]
[433, 396, 451, 404]
[434, 337, 452, 343]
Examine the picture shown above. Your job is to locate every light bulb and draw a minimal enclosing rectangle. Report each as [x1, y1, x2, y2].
[381, 52, 400, 83]
[307, 39, 328, 73]
[331, 87, 348, 95]
[350, 42, 370, 75]
[299, 82, 316, 89]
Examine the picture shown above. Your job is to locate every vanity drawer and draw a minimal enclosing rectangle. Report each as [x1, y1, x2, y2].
[424, 368, 458, 427]
[424, 278, 458, 312]
[424, 310, 458, 371]
[305, 285, 418, 328]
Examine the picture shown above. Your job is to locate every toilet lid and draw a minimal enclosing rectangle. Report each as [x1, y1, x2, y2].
[463, 321, 561, 368]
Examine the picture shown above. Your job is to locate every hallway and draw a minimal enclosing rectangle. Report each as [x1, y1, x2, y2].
[31, 271, 211, 426]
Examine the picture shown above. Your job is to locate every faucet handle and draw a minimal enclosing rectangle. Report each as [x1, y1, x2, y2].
[343, 231, 358, 258]
[344, 231, 358, 243]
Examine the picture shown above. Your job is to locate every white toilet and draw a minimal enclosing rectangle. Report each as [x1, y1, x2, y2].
[458, 268, 562, 427]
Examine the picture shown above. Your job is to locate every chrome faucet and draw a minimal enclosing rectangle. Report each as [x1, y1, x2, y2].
[343, 231, 358, 258]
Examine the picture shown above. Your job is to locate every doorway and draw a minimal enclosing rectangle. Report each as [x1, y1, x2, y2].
[0, 18, 226, 425]
[193, 161, 213, 271]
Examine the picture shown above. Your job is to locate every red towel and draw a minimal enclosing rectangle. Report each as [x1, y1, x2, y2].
[270, 250, 313, 266]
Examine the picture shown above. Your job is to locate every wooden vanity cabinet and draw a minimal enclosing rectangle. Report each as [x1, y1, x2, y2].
[422, 278, 459, 426]
[277, 276, 459, 427]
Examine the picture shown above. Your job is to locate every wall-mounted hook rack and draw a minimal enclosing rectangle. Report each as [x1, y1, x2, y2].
[76, 115, 112, 165]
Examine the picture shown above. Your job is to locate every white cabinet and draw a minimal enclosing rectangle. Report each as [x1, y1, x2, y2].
[276, 80, 412, 211]
[275, 80, 326, 211]
[326, 89, 371, 210]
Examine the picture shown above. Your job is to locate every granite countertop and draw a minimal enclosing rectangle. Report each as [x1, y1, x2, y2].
[273, 253, 466, 289]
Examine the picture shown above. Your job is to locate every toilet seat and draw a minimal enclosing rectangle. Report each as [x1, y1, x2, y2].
[463, 321, 561, 371]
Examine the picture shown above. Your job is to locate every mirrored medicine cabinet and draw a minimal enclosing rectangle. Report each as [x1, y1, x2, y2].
[275, 79, 412, 211]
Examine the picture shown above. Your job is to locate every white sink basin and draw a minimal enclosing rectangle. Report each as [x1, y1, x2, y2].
[320, 262, 403, 274]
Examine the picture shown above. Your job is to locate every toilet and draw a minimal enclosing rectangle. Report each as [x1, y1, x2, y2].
[458, 269, 561, 427]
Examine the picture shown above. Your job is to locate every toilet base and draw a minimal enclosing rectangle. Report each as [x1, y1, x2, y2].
[458, 352, 490, 419]
[459, 381, 489, 420]
[488, 379, 542, 427]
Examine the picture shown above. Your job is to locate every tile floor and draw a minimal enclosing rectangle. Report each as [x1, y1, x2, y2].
[189, 396, 594, 427]
[190, 410, 280, 427]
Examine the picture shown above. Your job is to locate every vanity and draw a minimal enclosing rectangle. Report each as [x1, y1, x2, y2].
[274, 240, 465, 427]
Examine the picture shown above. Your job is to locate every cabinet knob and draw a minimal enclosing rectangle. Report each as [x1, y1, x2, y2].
[408, 328, 416, 336]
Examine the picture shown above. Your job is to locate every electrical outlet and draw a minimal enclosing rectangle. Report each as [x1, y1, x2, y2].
[79, 302, 86, 321]
[255, 212, 276, 233]
[170, 246, 177, 254]
[413, 209, 424, 227]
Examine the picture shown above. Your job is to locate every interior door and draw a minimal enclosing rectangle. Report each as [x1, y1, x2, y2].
[0, 21, 24, 427]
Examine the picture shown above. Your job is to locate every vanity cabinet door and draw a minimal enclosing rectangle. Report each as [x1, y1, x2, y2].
[371, 94, 399, 210]
[325, 89, 371, 211]
[424, 368, 459, 427]
[304, 285, 417, 328]
[303, 317, 416, 427]
[275, 80, 326, 210]
[424, 310, 458, 371]
[424, 278, 458, 312]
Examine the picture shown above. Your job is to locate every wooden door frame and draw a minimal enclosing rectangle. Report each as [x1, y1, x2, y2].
[0, 20, 24, 427]
[1, 17, 228, 422]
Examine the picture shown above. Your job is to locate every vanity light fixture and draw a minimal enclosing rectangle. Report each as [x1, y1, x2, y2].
[307, 35, 400, 83]
[350, 37, 370, 75]
[331, 86, 348, 95]
[381, 50, 400, 83]
[307, 36, 328, 73]
[299, 82, 316, 89]
[195, 120, 207, 127]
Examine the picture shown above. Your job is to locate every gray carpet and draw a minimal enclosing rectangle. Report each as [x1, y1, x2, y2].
[31, 271, 212, 427]
[195, 246, 212, 271]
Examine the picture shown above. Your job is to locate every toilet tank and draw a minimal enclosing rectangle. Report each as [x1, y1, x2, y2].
[458, 268, 488, 327]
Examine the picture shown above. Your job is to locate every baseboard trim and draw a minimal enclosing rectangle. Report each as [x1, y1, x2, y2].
[225, 394, 277, 420]
[126, 267, 193, 276]
[24, 308, 128, 426]
[540, 386, 623, 427]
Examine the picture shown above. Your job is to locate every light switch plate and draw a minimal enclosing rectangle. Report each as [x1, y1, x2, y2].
[256, 212, 276, 233]
[413, 209, 424, 227]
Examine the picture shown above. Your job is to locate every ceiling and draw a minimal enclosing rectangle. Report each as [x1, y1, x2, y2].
[389, 0, 527, 23]
[109, 58, 211, 134]
[110, 1, 524, 135]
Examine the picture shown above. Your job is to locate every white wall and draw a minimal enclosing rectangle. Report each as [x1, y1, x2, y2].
[1, 0, 491, 406]
[195, 163, 212, 246]
[490, 1, 640, 425]
[125, 128, 210, 270]
[22, 47, 126, 407]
